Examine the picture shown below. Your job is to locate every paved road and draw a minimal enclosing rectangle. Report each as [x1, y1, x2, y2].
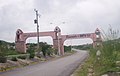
[0, 49, 89, 76]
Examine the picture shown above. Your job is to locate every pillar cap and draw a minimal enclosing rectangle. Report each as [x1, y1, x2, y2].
[54, 26, 61, 32]
[16, 29, 23, 35]
[95, 28, 100, 35]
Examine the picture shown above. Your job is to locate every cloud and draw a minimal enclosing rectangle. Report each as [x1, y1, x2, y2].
[0, 0, 35, 42]
[34, 0, 120, 32]
[0, 0, 120, 45]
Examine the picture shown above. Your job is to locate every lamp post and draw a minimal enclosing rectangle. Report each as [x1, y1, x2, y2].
[34, 9, 40, 50]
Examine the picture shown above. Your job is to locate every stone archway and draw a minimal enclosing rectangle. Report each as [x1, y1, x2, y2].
[58, 28, 102, 55]
[15, 27, 102, 55]
[15, 27, 60, 53]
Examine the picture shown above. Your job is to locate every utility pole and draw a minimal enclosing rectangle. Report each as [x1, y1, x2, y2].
[34, 9, 40, 50]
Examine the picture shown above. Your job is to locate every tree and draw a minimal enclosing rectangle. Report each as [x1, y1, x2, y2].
[0, 41, 7, 63]
[64, 46, 71, 52]
[27, 44, 35, 59]
[39, 42, 50, 57]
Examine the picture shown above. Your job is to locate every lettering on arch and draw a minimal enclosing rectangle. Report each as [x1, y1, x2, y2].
[66, 34, 91, 39]
[80, 34, 91, 37]
[66, 35, 79, 39]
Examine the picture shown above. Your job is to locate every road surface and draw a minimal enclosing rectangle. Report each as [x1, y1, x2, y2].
[0, 49, 89, 76]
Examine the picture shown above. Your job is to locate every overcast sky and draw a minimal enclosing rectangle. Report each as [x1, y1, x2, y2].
[0, 0, 120, 45]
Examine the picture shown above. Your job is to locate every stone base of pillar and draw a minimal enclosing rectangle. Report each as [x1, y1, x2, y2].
[93, 41, 102, 48]
[53, 39, 65, 55]
[15, 41, 26, 53]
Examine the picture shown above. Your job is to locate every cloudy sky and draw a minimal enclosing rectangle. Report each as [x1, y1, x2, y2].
[0, 0, 120, 45]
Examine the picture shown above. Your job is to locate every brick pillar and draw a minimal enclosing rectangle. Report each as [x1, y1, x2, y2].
[60, 40, 64, 55]
[15, 41, 26, 53]
[53, 39, 64, 55]
[53, 39, 58, 51]
[93, 39, 102, 48]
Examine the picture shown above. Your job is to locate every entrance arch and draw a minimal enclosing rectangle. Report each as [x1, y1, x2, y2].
[15, 26, 61, 53]
[57, 28, 102, 55]
[15, 27, 102, 55]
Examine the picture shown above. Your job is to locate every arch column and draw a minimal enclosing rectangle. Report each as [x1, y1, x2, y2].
[53, 39, 58, 51]
[93, 40, 102, 48]
[60, 39, 64, 55]
[15, 41, 26, 53]
[53, 39, 64, 55]
[15, 29, 26, 53]
[93, 28, 102, 48]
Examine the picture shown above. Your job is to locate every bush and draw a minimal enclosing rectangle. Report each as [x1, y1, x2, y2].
[0, 41, 8, 63]
[53, 49, 58, 55]
[27, 49, 35, 59]
[40, 42, 51, 57]
[29, 53, 35, 59]
[27, 44, 35, 59]
[18, 55, 27, 59]
[64, 46, 71, 52]
[11, 57, 17, 61]
[0, 56, 7, 63]
[6, 50, 19, 55]
[0, 49, 7, 63]
[47, 48, 52, 56]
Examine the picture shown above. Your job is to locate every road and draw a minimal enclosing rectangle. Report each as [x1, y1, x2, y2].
[0, 49, 89, 76]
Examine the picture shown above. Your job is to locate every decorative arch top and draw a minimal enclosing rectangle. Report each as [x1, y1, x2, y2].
[15, 29, 24, 42]
[54, 26, 61, 32]
[16, 29, 23, 35]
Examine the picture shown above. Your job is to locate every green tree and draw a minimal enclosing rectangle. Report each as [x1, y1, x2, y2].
[47, 47, 54, 56]
[0, 42, 7, 63]
[27, 44, 35, 59]
[64, 46, 71, 52]
[39, 42, 50, 57]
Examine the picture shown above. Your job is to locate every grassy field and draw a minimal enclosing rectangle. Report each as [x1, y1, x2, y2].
[73, 39, 120, 76]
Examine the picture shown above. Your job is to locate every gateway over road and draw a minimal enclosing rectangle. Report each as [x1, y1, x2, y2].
[15, 26, 102, 55]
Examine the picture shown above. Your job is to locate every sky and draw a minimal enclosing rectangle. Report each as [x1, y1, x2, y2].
[0, 0, 120, 45]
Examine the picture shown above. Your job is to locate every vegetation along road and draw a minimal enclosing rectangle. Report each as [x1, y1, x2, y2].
[0, 49, 88, 76]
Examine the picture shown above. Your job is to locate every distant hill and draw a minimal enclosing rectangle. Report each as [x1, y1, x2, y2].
[73, 44, 92, 50]
[0, 40, 15, 46]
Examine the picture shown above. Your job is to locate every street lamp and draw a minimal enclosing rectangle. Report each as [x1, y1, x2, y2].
[34, 9, 41, 50]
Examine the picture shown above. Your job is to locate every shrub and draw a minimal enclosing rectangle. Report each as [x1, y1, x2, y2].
[0, 56, 7, 63]
[0, 46, 7, 63]
[64, 46, 71, 52]
[18, 56, 27, 59]
[27, 44, 35, 59]
[40, 42, 51, 57]
[29, 53, 35, 59]
[11, 57, 17, 61]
